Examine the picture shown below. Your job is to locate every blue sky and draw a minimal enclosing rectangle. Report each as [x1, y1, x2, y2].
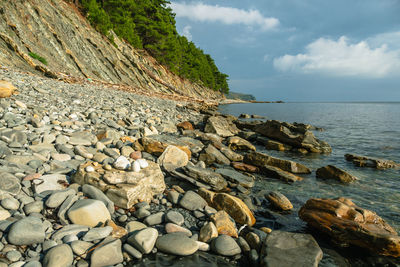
[170, 0, 400, 101]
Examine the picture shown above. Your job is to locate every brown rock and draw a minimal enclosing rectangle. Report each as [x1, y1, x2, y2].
[177, 121, 194, 131]
[106, 220, 128, 239]
[266, 191, 293, 211]
[210, 211, 238, 238]
[261, 165, 303, 183]
[299, 197, 400, 257]
[0, 80, 16, 98]
[142, 135, 191, 158]
[345, 154, 400, 169]
[231, 162, 259, 173]
[227, 136, 256, 151]
[244, 151, 311, 174]
[199, 189, 256, 226]
[265, 140, 292, 151]
[316, 165, 357, 183]
[129, 151, 142, 160]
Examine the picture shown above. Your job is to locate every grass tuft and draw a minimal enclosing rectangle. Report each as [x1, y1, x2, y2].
[28, 52, 48, 65]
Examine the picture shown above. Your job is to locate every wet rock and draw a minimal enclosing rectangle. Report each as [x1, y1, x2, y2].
[43, 244, 73, 267]
[245, 151, 311, 174]
[211, 235, 241, 256]
[254, 120, 332, 153]
[266, 191, 293, 211]
[316, 165, 358, 183]
[260, 231, 323, 267]
[8, 217, 45, 245]
[210, 211, 238, 238]
[227, 136, 256, 151]
[183, 165, 227, 191]
[265, 140, 292, 151]
[204, 116, 239, 137]
[231, 162, 259, 173]
[157, 145, 189, 171]
[299, 197, 400, 257]
[156, 233, 199, 256]
[345, 154, 400, 169]
[261, 165, 303, 183]
[67, 199, 111, 227]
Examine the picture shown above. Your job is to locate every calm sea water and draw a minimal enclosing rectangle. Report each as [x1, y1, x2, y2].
[219, 103, 400, 232]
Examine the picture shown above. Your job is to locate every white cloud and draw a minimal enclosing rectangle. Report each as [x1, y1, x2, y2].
[182, 25, 192, 41]
[273, 36, 400, 78]
[170, 2, 279, 31]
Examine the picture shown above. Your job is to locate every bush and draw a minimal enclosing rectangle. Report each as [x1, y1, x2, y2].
[28, 52, 48, 65]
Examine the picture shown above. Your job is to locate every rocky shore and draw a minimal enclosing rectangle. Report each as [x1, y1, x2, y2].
[0, 67, 399, 267]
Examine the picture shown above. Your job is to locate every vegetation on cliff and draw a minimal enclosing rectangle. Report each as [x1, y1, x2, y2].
[80, 0, 229, 93]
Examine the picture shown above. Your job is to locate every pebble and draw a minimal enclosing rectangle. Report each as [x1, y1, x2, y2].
[125, 221, 147, 233]
[1, 197, 20, 210]
[113, 156, 130, 170]
[90, 238, 123, 267]
[211, 235, 241, 256]
[6, 250, 22, 262]
[144, 212, 164, 226]
[43, 244, 73, 267]
[67, 199, 111, 227]
[165, 223, 192, 236]
[82, 226, 113, 241]
[167, 191, 180, 204]
[7, 217, 45, 245]
[165, 210, 184, 226]
[123, 244, 143, 259]
[127, 228, 158, 254]
[179, 191, 207, 211]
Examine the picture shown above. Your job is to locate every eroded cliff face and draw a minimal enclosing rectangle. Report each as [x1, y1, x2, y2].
[0, 0, 223, 100]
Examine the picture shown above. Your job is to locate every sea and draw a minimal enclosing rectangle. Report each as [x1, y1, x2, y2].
[219, 102, 400, 265]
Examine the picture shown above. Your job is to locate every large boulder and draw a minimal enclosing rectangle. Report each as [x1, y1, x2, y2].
[72, 161, 165, 209]
[345, 154, 400, 169]
[260, 231, 323, 267]
[316, 165, 358, 183]
[183, 165, 227, 191]
[245, 151, 311, 174]
[299, 197, 400, 257]
[204, 116, 239, 137]
[254, 120, 331, 153]
[199, 188, 256, 226]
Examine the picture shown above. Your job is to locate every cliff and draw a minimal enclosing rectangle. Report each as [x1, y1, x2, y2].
[0, 0, 223, 100]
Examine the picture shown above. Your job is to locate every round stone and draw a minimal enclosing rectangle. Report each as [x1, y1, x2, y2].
[1, 197, 20, 210]
[6, 250, 22, 262]
[165, 210, 184, 226]
[156, 233, 199, 256]
[211, 235, 241, 256]
[8, 217, 45, 245]
[67, 199, 111, 227]
[127, 227, 158, 254]
[113, 156, 130, 170]
[43, 244, 73, 267]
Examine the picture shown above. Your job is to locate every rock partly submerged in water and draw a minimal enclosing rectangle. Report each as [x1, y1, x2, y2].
[345, 154, 400, 169]
[299, 197, 400, 257]
[316, 165, 358, 183]
[253, 120, 332, 153]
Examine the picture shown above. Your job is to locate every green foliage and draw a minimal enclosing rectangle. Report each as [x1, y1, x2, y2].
[79, 0, 229, 93]
[28, 52, 48, 65]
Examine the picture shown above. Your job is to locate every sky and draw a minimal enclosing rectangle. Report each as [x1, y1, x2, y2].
[169, 0, 400, 101]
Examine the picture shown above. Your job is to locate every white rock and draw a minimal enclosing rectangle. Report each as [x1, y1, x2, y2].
[113, 156, 130, 170]
[137, 158, 148, 168]
[132, 161, 141, 172]
[85, 166, 95, 173]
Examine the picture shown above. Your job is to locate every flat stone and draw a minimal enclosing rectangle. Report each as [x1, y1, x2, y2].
[199, 144, 231, 165]
[204, 116, 239, 137]
[90, 238, 123, 267]
[45, 189, 76, 209]
[51, 224, 89, 241]
[82, 226, 113, 242]
[179, 190, 207, 211]
[70, 240, 93, 258]
[8, 217, 45, 245]
[165, 210, 184, 226]
[227, 136, 256, 151]
[156, 233, 199, 256]
[211, 235, 241, 256]
[260, 231, 323, 267]
[0, 172, 21, 196]
[33, 174, 68, 194]
[165, 223, 192, 236]
[82, 184, 114, 215]
[183, 166, 227, 191]
[127, 227, 158, 254]
[1, 197, 20, 210]
[23, 200, 43, 215]
[167, 190, 180, 204]
[67, 199, 111, 227]
[43, 244, 73, 267]
[144, 211, 164, 226]
[125, 221, 147, 233]
[123, 244, 143, 259]
[215, 168, 254, 188]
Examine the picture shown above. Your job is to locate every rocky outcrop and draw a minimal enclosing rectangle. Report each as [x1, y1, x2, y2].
[244, 151, 311, 174]
[254, 120, 331, 153]
[299, 197, 400, 257]
[204, 116, 240, 137]
[345, 154, 400, 169]
[72, 161, 165, 209]
[0, 0, 222, 100]
[316, 165, 358, 183]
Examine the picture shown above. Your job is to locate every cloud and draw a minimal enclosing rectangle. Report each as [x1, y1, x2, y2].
[182, 25, 192, 41]
[170, 2, 279, 31]
[273, 36, 400, 78]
